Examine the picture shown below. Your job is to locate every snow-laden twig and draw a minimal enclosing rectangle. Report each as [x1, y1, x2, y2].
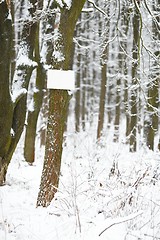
[87, 0, 107, 16]
[99, 211, 143, 236]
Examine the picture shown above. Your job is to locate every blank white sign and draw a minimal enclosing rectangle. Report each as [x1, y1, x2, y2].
[47, 69, 75, 90]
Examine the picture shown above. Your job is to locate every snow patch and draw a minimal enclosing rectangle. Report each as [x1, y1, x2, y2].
[1, 127, 160, 240]
[16, 43, 37, 68]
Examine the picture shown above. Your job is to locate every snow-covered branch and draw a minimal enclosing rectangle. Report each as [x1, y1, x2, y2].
[87, 0, 107, 16]
[99, 211, 143, 236]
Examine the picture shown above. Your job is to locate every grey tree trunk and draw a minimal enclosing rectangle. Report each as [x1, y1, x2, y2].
[97, 5, 110, 140]
[129, 1, 140, 152]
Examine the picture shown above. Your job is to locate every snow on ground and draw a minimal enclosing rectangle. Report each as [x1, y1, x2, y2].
[0, 129, 160, 240]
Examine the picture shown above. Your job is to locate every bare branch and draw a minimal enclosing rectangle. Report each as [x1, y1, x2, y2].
[87, 0, 107, 16]
[99, 211, 143, 236]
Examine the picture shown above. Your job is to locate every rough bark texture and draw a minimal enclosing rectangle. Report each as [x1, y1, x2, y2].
[37, 90, 70, 206]
[0, 0, 38, 184]
[0, 2, 13, 184]
[37, 0, 86, 207]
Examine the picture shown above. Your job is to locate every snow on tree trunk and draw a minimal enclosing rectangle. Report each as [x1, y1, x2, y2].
[0, 0, 38, 185]
[129, 1, 141, 152]
[37, 0, 86, 207]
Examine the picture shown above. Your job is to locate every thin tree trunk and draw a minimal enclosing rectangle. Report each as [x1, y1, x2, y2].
[75, 21, 81, 132]
[75, 52, 81, 132]
[129, 1, 140, 152]
[24, 62, 45, 163]
[97, 5, 110, 140]
[113, 77, 121, 142]
[97, 63, 107, 139]
[24, 1, 45, 163]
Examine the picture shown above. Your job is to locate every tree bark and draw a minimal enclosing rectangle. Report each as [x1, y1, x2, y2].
[0, 0, 38, 184]
[37, 0, 86, 207]
[129, 1, 140, 152]
[0, 1, 13, 184]
[97, 5, 110, 140]
[24, 5, 46, 163]
[144, 0, 159, 150]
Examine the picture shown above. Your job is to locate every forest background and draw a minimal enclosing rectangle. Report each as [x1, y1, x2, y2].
[0, 0, 159, 205]
[0, 0, 160, 238]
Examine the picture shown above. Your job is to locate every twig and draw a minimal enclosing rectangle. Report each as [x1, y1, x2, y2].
[87, 0, 107, 16]
[99, 211, 143, 236]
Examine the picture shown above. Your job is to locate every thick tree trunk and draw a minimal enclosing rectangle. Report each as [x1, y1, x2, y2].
[37, 90, 70, 206]
[0, 2, 13, 184]
[0, 0, 38, 184]
[37, 0, 86, 207]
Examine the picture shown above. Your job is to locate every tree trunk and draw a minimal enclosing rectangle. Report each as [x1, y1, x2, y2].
[0, 0, 38, 184]
[145, 68, 159, 150]
[129, 1, 140, 152]
[24, 9, 46, 164]
[97, 63, 107, 139]
[75, 20, 81, 132]
[37, 90, 70, 206]
[113, 77, 121, 142]
[0, 1, 13, 184]
[114, 3, 130, 142]
[97, 5, 110, 140]
[37, 0, 86, 207]
[75, 51, 81, 132]
[24, 62, 45, 163]
[144, 0, 159, 150]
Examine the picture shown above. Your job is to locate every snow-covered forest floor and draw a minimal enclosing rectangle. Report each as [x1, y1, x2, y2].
[0, 125, 160, 240]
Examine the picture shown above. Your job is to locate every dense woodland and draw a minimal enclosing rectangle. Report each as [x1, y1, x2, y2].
[0, 0, 159, 207]
[74, 0, 159, 151]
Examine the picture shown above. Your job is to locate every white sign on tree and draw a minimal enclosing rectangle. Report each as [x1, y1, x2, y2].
[47, 69, 75, 90]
